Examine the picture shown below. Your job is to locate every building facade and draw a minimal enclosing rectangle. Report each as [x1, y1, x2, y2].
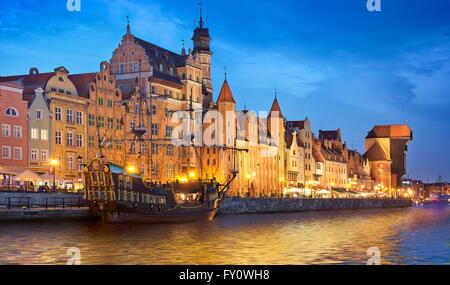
[0, 82, 28, 186]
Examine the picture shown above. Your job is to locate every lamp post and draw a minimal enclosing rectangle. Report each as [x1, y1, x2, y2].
[50, 159, 58, 192]
[77, 155, 83, 193]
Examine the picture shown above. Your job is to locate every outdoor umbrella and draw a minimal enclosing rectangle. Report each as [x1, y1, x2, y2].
[15, 170, 42, 182]
[39, 172, 64, 182]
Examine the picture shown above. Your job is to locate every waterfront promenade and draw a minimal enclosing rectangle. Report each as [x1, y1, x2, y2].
[0, 191, 411, 220]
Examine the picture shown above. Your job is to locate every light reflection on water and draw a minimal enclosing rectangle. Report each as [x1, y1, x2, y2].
[0, 205, 448, 265]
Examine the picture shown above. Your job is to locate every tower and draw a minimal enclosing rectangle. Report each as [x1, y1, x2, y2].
[192, 5, 213, 108]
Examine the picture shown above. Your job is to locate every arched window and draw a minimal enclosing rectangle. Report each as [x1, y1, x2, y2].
[5, 107, 18, 117]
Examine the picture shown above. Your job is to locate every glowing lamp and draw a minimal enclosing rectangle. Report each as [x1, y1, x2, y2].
[50, 159, 58, 166]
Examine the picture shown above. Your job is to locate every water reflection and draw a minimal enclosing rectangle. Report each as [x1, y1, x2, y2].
[0, 205, 448, 264]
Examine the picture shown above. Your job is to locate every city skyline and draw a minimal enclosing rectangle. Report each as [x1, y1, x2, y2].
[1, 0, 450, 181]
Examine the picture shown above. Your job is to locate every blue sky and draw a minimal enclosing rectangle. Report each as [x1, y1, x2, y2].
[1, 0, 449, 182]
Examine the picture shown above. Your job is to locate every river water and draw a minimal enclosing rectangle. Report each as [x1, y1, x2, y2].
[0, 204, 448, 265]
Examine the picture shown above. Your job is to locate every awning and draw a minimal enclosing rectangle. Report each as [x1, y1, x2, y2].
[286, 187, 304, 193]
[332, 188, 348, 193]
[0, 165, 28, 175]
[39, 172, 64, 182]
[15, 170, 43, 182]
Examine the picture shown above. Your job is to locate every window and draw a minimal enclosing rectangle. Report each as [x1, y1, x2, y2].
[151, 105, 157, 115]
[97, 116, 105, 127]
[76, 134, 83, 147]
[67, 156, 74, 170]
[31, 128, 38, 139]
[166, 145, 173, 156]
[151, 86, 155, 94]
[98, 97, 104, 106]
[67, 132, 73, 146]
[130, 142, 136, 154]
[14, 127, 23, 140]
[140, 142, 146, 155]
[116, 119, 122, 130]
[108, 99, 113, 108]
[40, 150, 48, 161]
[66, 109, 73, 123]
[120, 64, 125, 73]
[133, 63, 138, 72]
[88, 114, 95, 126]
[2, 124, 11, 137]
[151, 143, 158, 154]
[88, 136, 95, 148]
[31, 149, 38, 160]
[36, 109, 43, 120]
[151, 124, 158, 135]
[55, 107, 62, 121]
[76, 111, 83, 124]
[159, 63, 164, 72]
[5, 107, 18, 117]
[40, 129, 48, 140]
[2, 146, 11, 159]
[108, 118, 113, 129]
[130, 121, 136, 130]
[13, 147, 22, 160]
[55, 131, 62, 145]
[164, 108, 169, 118]
[134, 104, 140, 114]
[166, 126, 172, 138]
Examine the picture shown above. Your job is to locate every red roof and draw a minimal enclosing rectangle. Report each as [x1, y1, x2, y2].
[0, 72, 54, 95]
[269, 97, 283, 118]
[69, 73, 96, 98]
[216, 80, 235, 103]
[366, 125, 412, 139]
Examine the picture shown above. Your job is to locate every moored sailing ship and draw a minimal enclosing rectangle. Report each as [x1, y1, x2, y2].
[84, 158, 237, 223]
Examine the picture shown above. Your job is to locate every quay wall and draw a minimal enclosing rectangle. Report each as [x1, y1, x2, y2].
[0, 191, 84, 207]
[218, 197, 412, 214]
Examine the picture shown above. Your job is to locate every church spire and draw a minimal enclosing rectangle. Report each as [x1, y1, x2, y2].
[199, 3, 204, 29]
[126, 16, 130, 34]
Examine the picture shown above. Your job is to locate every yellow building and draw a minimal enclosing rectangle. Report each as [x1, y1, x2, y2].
[46, 67, 87, 186]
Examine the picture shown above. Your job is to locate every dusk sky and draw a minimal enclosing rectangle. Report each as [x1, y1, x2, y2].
[1, 0, 449, 182]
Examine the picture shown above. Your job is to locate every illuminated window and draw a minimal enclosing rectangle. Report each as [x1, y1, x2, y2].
[31, 128, 38, 139]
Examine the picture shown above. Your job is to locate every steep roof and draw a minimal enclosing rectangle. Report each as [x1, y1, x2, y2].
[366, 125, 412, 139]
[69, 73, 96, 99]
[364, 141, 391, 161]
[287, 120, 305, 130]
[319, 129, 341, 141]
[268, 97, 283, 118]
[0, 72, 54, 95]
[312, 139, 326, 162]
[216, 80, 235, 103]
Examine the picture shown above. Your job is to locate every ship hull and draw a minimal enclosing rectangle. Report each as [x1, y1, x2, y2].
[89, 200, 219, 224]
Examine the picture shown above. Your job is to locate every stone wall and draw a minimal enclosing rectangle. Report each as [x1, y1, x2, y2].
[219, 197, 412, 214]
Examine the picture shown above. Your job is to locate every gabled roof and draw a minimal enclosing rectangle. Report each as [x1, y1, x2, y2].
[364, 141, 391, 161]
[366, 125, 412, 139]
[217, 80, 235, 103]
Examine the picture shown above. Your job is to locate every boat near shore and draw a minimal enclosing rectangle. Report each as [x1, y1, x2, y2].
[84, 158, 237, 223]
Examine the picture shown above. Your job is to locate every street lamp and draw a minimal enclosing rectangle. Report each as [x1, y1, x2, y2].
[50, 159, 58, 192]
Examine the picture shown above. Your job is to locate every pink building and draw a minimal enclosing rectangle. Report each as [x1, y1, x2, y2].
[0, 82, 28, 187]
